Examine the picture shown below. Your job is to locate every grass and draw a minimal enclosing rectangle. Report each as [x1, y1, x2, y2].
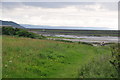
[78, 54, 118, 78]
[2, 35, 113, 78]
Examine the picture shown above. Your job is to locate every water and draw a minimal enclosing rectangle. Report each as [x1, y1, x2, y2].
[54, 35, 119, 43]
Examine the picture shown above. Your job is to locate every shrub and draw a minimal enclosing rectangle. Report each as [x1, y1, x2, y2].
[78, 44, 120, 78]
[16, 30, 29, 37]
[2, 27, 46, 39]
[2, 27, 16, 35]
[78, 54, 118, 78]
[110, 43, 120, 78]
[78, 41, 93, 46]
[55, 39, 73, 43]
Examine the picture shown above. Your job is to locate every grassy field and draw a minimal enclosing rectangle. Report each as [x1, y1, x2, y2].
[2, 35, 117, 78]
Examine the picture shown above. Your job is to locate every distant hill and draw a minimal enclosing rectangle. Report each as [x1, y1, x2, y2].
[21, 24, 112, 30]
[0, 20, 25, 29]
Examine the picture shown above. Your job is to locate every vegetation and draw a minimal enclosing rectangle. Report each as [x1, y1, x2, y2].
[55, 39, 74, 43]
[78, 41, 93, 46]
[29, 29, 119, 37]
[2, 36, 113, 78]
[110, 43, 120, 78]
[78, 54, 118, 78]
[2, 27, 46, 39]
[2, 27, 119, 78]
[78, 44, 119, 78]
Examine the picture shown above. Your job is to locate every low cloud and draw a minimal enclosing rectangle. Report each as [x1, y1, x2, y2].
[1, 2, 118, 29]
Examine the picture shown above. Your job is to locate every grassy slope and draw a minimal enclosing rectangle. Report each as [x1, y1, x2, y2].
[2, 36, 111, 78]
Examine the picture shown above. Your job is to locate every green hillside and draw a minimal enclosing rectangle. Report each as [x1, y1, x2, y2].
[2, 36, 117, 78]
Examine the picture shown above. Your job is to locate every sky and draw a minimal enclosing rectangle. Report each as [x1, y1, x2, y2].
[0, 1, 118, 30]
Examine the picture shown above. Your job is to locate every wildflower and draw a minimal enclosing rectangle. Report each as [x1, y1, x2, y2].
[5, 64, 7, 67]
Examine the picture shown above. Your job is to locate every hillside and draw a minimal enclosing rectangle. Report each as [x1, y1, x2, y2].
[2, 36, 117, 78]
[0, 20, 25, 29]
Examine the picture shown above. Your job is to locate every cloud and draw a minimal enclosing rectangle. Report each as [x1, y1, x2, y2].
[2, 2, 118, 10]
[1, 2, 118, 30]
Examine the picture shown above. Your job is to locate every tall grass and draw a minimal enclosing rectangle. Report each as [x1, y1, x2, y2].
[78, 44, 119, 78]
[2, 36, 111, 78]
[109, 43, 120, 78]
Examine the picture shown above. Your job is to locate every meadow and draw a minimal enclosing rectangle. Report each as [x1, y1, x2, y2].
[2, 35, 118, 78]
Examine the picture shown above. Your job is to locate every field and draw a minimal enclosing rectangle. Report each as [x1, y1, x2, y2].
[28, 29, 119, 37]
[2, 35, 118, 78]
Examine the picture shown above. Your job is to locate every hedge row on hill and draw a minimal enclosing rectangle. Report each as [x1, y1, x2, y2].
[2, 27, 46, 39]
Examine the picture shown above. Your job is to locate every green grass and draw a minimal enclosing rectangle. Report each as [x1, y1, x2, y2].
[78, 54, 118, 78]
[2, 35, 112, 78]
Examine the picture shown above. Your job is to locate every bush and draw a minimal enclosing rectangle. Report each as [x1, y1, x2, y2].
[2, 27, 16, 35]
[16, 30, 29, 37]
[55, 39, 73, 43]
[110, 43, 120, 77]
[78, 54, 118, 78]
[2, 27, 46, 39]
[78, 41, 93, 46]
[78, 44, 120, 78]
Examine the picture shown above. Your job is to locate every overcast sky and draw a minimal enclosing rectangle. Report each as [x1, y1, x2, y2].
[1, 2, 118, 30]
